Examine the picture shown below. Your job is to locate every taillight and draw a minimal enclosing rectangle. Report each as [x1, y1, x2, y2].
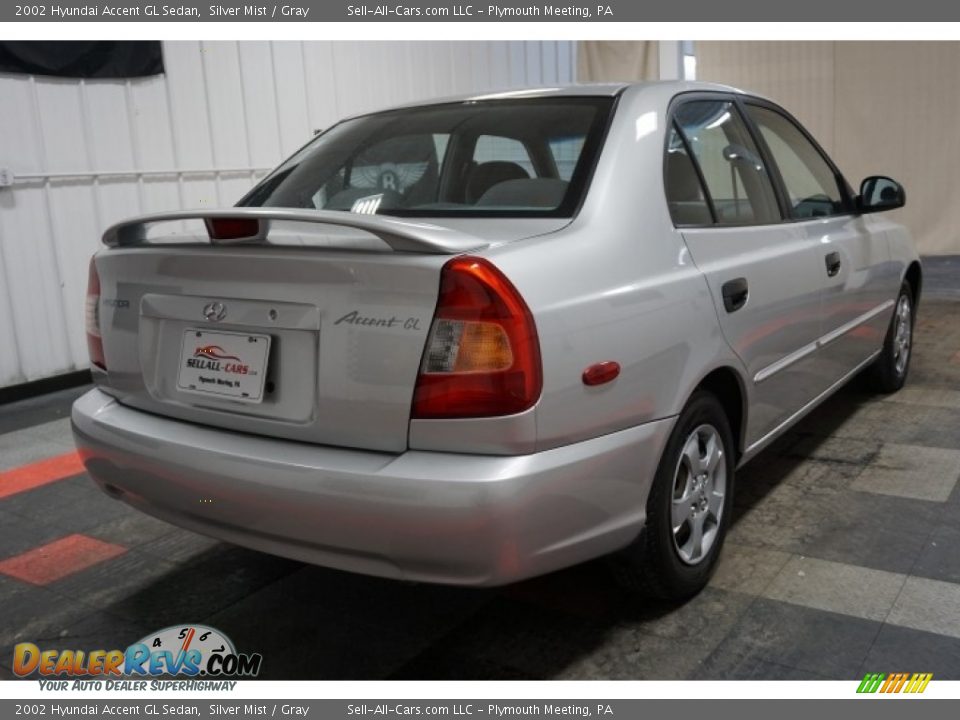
[412, 257, 542, 419]
[85, 258, 106, 371]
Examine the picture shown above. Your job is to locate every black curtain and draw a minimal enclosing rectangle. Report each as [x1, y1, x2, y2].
[0, 41, 163, 79]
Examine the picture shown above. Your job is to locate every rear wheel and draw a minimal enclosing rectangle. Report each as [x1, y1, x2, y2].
[866, 282, 914, 393]
[610, 390, 735, 599]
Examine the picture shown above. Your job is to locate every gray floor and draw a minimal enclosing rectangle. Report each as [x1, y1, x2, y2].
[1, 259, 959, 681]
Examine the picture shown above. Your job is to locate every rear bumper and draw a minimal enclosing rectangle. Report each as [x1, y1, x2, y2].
[72, 388, 673, 586]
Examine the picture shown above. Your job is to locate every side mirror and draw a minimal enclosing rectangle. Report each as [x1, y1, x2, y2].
[858, 176, 905, 213]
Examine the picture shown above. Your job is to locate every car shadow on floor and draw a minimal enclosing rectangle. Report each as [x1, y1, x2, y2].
[732, 380, 877, 519]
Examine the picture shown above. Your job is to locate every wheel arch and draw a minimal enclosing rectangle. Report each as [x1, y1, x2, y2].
[904, 260, 923, 309]
[691, 366, 748, 460]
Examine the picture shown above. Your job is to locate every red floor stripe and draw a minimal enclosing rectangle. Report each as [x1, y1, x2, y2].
[0, 534, 127, 585]
[0, 451, 85, 500]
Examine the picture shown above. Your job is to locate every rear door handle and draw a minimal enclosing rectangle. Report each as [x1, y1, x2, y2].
[825, 251, 842, 277]
[721, 277, 749, 313]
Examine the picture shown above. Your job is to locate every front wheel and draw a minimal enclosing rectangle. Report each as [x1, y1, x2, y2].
[866, 282, 914, 394]
[610, 390, 735, 600]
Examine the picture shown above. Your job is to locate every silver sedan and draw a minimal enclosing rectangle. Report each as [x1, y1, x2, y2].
[72, 81, 919, 599]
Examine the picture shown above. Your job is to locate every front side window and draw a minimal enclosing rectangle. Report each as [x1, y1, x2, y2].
[746, 104, 847, 219]
[674, 100, 781, 225]
[240, 98, 613, 217]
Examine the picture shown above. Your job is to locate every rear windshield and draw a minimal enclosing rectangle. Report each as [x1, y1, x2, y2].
[238, 97, 615, 218]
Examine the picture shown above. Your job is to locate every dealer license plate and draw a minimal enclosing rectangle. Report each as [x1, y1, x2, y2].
[177, 329, 271, 403]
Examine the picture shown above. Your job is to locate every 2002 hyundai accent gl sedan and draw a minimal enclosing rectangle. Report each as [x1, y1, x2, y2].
[72, 81, 920, 599]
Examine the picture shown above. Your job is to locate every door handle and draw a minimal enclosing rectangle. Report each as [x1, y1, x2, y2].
[825, 251, 842, 277]
[721, 277, 749, 313]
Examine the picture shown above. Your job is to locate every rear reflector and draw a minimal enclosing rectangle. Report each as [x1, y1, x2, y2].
[204, 217, 261, 241]
[412, 257, 542, 419]
[582, 361, 621, 386]
[85, 258, 106, 371]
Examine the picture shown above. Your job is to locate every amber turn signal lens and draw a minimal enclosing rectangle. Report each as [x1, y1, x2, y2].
[452, 321, 514, 372]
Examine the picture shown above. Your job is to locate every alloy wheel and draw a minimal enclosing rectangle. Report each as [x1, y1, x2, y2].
[893, 294, 912, 377]
[671, 424, 727, 565]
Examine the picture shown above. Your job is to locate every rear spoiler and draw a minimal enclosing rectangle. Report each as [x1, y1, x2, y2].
[101, 208, 488, 255]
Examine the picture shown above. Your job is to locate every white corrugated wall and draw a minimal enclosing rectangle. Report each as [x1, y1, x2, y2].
[0, 40, 576, 390]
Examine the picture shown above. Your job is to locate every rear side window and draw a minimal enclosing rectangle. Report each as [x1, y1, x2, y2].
[674, 100, 781, 225]
[665, 125, 712, 225]
[745, 104, 847, 219]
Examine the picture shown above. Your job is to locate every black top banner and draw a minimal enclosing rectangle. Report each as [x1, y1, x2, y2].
[3, 0, 959, 22]
[0, 41, 163, 77]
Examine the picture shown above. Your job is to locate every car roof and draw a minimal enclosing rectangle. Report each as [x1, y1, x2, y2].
[463, 80, 753, 100]
[342, 81, 765, 121]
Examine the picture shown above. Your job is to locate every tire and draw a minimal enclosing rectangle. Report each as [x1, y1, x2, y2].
[865, 282, 914, 394]
[610, 390, 736, 600]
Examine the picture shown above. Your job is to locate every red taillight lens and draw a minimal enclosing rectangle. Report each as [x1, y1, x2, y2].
[412, 257, 542, 419]
[85, 258, 106, 371]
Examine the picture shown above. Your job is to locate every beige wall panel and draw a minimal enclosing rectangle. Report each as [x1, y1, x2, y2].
[696, 41, 836, 153]
[696, 40, 959, 255]
[578, 41, 659, 82]
[834, 42, 960, 256]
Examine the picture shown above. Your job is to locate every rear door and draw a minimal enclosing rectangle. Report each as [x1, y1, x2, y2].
[742, 100, 896, 384]
[667, 95, 827, 449]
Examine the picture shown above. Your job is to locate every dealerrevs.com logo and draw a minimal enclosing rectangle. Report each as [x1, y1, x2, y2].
[13, 624, 262, 689]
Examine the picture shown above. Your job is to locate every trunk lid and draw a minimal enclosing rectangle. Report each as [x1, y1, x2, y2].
[92, 212, 564, 452]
